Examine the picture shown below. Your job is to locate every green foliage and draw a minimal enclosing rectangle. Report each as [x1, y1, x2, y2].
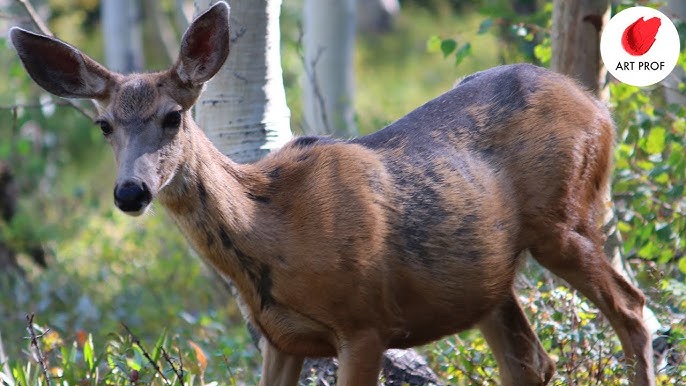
[612, 83, 685, 270]
[422, 274, 686, 385]
[1, 318, 258, 385]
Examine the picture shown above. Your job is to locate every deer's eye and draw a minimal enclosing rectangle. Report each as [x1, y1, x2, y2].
[95, 120, 113, 136]
[162, 110, 182, 129]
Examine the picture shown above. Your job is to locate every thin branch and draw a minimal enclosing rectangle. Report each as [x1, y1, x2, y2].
[121, 323, 171, 385]
[1, 99, 96, 121]
[177, 346, 184, 383]
[15, 0, 52, 36]
[161, 346, 184, 385]
[221, 353, 236, 382]
[25, 314, 51, 386]
[306, 46, 332, 134]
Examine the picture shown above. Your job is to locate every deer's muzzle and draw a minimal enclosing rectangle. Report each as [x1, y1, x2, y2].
[114, 179, 152, 216]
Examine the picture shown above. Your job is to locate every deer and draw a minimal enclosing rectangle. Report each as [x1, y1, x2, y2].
[10, 2, 655, 385]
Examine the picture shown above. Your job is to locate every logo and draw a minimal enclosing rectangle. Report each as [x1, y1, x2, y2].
[601, 7, 680, 87]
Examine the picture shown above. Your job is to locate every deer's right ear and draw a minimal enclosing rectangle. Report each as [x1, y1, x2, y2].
[10, 28, 113, 99]
[173, 1, 230, 86]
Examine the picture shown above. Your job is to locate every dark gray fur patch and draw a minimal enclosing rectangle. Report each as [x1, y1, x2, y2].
[267, 166, 282, 180]
[290, 136, 337, 148]
[257, 263, 274, 309]
[452, 213, 483, 261]
[197, 180, 208, 201]
[219, 226, 233, 249]
[215, 227, 272, 309]
[386, 161, 448, 265]
[246, 192, 270, 204]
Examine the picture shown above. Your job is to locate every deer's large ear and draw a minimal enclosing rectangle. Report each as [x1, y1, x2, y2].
[10, 28, 113, 99]
[173, 1, 230, 85]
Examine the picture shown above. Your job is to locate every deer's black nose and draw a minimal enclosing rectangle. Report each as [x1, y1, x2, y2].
[114, 179, 152, 214]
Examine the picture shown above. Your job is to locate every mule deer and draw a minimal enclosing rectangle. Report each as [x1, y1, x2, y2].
[11, 2, 654, 385]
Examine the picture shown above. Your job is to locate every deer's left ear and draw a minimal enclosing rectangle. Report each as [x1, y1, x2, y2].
[10, 28, 113, 99]
[173, 1, 230, 85]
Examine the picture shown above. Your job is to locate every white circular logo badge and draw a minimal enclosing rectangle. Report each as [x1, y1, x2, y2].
[600, 6, 680, 87]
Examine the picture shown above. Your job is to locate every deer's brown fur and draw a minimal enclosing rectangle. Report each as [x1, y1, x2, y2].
[11, 2, 654, 385]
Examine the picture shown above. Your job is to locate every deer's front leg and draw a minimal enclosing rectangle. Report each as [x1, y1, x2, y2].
[336, 329, 385, 386]
[259, 342, 304, 386]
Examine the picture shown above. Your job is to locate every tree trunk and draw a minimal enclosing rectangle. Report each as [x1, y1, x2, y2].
[550, 0, 609, 99]
[550, 0, 661, 335]
[194, 0, 292, 164]
[356, 0, 399, 34]
[302, 0, 357, 137]
[101, 0, 144, 73]
[192, 1, 439, 384]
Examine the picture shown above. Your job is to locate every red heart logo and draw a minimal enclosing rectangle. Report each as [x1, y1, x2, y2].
[621, 16, 661, 56]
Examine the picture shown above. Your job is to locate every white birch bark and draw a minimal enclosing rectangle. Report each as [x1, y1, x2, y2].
[193, 0, 292, 164]
[302, 0, 357, 137]
[357, 0, 399, 34]
[102, 0, 143, 73]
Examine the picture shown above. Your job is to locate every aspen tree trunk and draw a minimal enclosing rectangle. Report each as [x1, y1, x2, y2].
[194, 0, 291, 164]
[356, 0, 399, 34]
[192, 1, 439, 384]
[101, 0, 144, 73]
[302, 0, 357, 137]
[550, 0, 660, 334]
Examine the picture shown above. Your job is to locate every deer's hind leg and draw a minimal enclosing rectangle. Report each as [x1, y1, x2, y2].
[530, 227, 654, 386]
[478, 289, 555, 386]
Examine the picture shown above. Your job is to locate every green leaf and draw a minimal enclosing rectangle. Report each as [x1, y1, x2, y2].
[12, 365, 27, 386]
[617, 221, 632, 233]
[638, 241, 658, 259]
[478, 19, 493, 35]
[441, 38, 457, 58]
[533, 43, 551, 65]
[426, 35, 442, 53]
[679, 257, 686, 275]
[152, 329, 167, 363]
[454, 43, 472, 65]
[84, 333, 95, 370]
[645, 127, 666, 154]
[16, 139, 31, 156]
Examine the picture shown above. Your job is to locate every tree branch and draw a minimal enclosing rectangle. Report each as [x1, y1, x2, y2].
[25, 314, 51, 386]
[15, 0, 52, 36]
[121, 323, 171, 385]
[12, 0, 97, 120]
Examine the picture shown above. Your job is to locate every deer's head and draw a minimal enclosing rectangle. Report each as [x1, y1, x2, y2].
[10, 2, 230, 216]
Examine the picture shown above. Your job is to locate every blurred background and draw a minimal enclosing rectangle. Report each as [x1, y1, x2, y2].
[0, 0, 684, 384]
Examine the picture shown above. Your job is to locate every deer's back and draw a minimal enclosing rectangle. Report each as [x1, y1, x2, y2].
[354, 63, 614, 249]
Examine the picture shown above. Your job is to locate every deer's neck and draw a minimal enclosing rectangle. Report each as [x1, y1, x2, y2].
[157, 125, 278, 312]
